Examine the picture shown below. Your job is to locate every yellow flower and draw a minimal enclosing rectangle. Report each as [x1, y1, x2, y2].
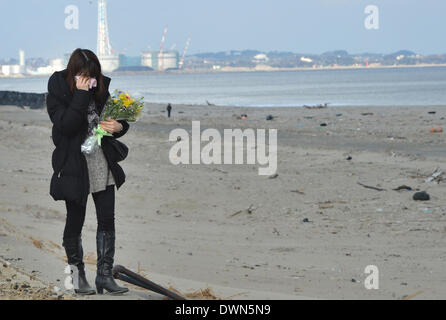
[119, 92, 133, 105]
[113, 98, 119, 104]
[123, 98, 133, 108]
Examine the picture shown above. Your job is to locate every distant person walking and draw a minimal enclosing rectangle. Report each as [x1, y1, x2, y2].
[167, 103, 172, 118]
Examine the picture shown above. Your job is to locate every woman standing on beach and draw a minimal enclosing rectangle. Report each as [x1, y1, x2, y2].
[46, 48, 129, 295]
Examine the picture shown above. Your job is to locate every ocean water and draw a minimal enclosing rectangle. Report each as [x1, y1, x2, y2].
[1, 66, 445, 107]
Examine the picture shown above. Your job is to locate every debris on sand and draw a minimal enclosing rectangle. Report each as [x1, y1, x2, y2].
[357, 182, 386, 191]
[212, 168, 228, 174]
[229, 205, 256, 218]
[233, 114, 248, 120]
[167, 286, 221, 300]
[393, 185, 413, 192]
[429, 126, 443, 133]
[0, 259, 75, 300]
[268, 173, 279, 179]
[167, 286, 249, 300]
[401, 290, 424, 300]
[290, 189, 305, 195]
[303, 103, 328, 109]
[266, 115, 274, 121]
[425, 169, 443, 183]
[319, 202, 334, 209]
[413, 191, 430, 201]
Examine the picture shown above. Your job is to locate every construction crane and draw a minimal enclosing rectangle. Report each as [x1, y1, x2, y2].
[179, 36, 191, 69]
[158, 25, 168, 71]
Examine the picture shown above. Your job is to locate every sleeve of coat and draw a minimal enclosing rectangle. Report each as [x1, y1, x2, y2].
[46, 73, 92, 137]
[112, 120, 129, 139]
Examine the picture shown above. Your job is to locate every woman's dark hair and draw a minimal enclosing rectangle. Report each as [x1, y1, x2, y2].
[65, 48, 106, 107]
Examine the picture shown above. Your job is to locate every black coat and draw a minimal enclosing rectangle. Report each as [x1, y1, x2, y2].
[46, 69, 130, 205]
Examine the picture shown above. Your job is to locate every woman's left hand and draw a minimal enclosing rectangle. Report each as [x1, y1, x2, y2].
[100, 118, 123, 134]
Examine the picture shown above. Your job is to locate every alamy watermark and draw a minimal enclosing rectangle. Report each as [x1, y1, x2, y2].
[169, 121, 277, 176]
[65, 5, 79, 30]
[364, 265, 379, 290]
[64, 265, 80, 290]
[364, 5, 379, 30]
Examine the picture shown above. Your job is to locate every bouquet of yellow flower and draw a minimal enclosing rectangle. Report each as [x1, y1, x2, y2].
[81, 90, 144, 154]
[100, 90, 144, 122]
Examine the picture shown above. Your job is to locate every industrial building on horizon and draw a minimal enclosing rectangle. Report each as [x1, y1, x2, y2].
[96, 1, 185, 72]
[0, 49, 65, 77]
[0, 50, 25, 76]
[0, 0, 189, 77]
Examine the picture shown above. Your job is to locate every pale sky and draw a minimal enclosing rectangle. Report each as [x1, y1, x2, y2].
[1, 0, 445, 60]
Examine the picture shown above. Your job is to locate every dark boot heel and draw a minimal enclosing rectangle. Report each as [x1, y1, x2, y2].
[96, 231, 129, 295]
[96, 286, 104, 294]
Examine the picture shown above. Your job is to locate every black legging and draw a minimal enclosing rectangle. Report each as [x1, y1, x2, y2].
[63, 185, 115, 240]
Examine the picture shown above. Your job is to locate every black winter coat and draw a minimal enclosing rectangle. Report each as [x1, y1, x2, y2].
[46, 69, 130, 205]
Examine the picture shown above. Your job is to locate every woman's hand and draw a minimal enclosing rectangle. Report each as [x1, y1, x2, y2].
[99, 118, 123, 134]
[76, 76, 90, 91]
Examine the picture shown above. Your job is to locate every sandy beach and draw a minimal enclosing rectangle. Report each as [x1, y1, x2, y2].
[1, 102, 446, 300]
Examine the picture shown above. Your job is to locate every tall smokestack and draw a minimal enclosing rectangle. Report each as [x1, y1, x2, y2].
[19, 50, 25, 67]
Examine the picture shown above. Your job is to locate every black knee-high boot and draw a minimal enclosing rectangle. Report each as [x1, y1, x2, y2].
[62, 236, 96, 295]
[95, 231, 129, 294]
